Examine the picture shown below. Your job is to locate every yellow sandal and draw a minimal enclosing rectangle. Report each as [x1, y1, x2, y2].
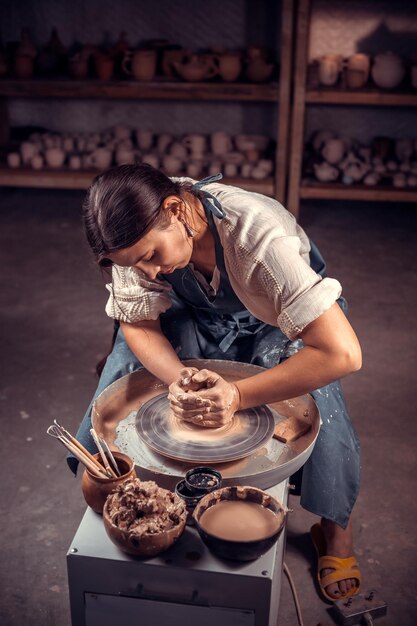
[310, 523, 362, 602]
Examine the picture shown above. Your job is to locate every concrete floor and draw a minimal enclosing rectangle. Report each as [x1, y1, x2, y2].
[1, 187, 416, 626]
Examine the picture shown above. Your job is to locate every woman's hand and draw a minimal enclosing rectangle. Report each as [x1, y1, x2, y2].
[168, 369, 241, 428]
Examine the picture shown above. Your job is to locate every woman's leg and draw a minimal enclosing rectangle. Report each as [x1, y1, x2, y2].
[233, 324, 361, 599]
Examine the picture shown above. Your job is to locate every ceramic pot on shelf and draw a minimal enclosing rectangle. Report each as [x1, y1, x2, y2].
[69, 52, 89, 79]
[246, 58, 274, 83]
[211, 131, 232, 156]
[346, 53, 370, 88]
[122, 49, 157, 81]
[45, 147, 66, 168]
[94, 53, 114, 81]
[317, 54, 343, 86]
[173, 54, 218, 82]
[14, 54, 34, 79]
[371, 52, 405, 89]
[215, 51, 242, 82]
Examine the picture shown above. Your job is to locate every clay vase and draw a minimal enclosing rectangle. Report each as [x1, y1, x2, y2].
[347, 54, 370, 82]
[211, 131, 232, 156]
[45, 147, 65, 168]
[69, 53, 89, 79]
[14, 54, 34, 79]
[321, 138, 345, 164]
[122, 49, 157, 81]
[162, 48, 189, 77]
[81, 451, 136, 514]
[371, 52, 405, 89]
[95, 53, 114, 80]
[246, 58, 274, 83]
[17, 28, 37, 60]
[173, 54, 218, 82]
[90, 147, 113, 170]
[216, 52, 242, 82]
[314, 161, 339, 182]
[318, 54, 343, 86]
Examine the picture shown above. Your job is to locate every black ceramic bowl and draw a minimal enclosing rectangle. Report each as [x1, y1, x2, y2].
[184, 466, 222, 494]
[193, 485, 286, 562]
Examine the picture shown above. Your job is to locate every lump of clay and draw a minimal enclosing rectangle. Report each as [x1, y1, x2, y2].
[106, 478, 185, 537]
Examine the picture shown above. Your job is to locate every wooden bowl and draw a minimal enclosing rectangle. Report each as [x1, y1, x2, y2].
[103, 489, 187, 558]
[193, 485, 286, 561]
[81, 452, 135, 514]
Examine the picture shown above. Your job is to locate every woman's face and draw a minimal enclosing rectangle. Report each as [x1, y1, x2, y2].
[107, 213, 192, 280]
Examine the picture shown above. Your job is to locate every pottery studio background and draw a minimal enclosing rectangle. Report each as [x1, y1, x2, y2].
[1, 1, 417, 626]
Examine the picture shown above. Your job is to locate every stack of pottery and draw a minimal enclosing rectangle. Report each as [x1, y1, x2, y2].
[307, 130, 417, 188]
[6, 127, 274, 181]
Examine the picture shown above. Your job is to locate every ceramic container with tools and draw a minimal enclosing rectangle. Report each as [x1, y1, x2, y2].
[81, 451, 136, 514]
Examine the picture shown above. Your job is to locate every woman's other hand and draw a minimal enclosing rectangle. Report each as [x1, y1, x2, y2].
[168, 369, 241, 428]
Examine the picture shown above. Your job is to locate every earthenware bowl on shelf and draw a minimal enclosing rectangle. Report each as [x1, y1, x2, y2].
[193, 485, 286, 561]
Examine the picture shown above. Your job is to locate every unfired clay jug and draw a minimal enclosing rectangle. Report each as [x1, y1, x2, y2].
[215, 52, 242, 82]
[45, 147, 65, 168]
[122, 49, 157, 81]
[314, 161, 339, 182]
[246, 58, 274, 82]
[173, 54, 217, 82]
[371, 52, 405, 89]
[94, 53, 114, 81]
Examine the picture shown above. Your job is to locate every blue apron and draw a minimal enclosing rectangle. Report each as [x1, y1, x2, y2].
[70, 175, 360, 528]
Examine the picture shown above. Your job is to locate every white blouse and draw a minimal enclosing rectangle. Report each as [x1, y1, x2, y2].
[105, 180, 342, 340]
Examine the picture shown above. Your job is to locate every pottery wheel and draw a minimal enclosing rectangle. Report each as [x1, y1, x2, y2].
[136, 393, 276, 463]
[92, 359, 321, 491]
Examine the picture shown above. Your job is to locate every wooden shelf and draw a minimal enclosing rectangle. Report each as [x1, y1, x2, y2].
[0, 78, 279, 102]
[306, 87, 417, 107]
[300, 180, 417, 203]
[0, 167, 274, 195]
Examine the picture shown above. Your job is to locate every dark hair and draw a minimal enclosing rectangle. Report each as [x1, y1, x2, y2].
[83, 164, 192, 265]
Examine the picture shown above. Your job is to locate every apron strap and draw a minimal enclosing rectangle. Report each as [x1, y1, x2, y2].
[192, 173, 226, 219]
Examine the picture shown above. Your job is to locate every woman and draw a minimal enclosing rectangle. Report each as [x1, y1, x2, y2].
[71, 164, 362, 602]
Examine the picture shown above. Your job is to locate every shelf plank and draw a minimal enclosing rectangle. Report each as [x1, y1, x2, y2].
[306, 88, 417, 107]
[300, 182, 417, 203]
[0, 167, 274, 195]
[0, 79, 279, 102]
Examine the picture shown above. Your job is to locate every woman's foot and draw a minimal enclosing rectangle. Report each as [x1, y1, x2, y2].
[319, 517, 359, 599]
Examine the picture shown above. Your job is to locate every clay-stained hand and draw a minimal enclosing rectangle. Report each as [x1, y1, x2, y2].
[169, 369, 241, 428]
[168, 367, 212, 419]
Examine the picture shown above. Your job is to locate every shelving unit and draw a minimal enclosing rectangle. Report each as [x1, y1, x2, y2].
[287, 0, 417, 217]
[0, 0, 294, 203]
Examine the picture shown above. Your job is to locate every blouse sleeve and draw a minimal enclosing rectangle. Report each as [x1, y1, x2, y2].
[215, 190, 342, 340]
[105, 265, 173, 323]
[262, 236, 342, 339]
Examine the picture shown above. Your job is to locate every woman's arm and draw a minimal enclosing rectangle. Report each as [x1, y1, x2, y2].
[120, 319, 186, 385]
[169, 303, 361, 425]
[235, 303, 362, 410]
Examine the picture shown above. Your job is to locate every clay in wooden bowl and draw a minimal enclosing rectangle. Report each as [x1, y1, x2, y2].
[103, 478, 187, 557]
[193, 485, 286, 561]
